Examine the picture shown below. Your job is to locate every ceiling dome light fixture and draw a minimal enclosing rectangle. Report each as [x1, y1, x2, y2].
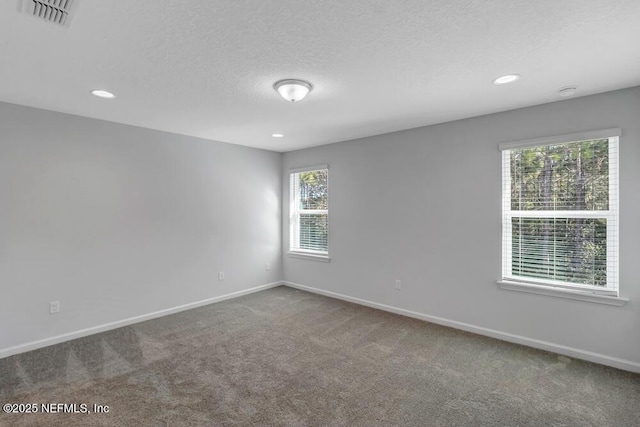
[273, 79, 313, 103]
[493, 74, 521, 85]
[272, 133, 284, 138]
[91, 89, 115, 99]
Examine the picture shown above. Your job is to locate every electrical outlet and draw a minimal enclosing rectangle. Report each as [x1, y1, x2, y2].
[49, 301, 60, 314]
[218, 272, 224, 281]
[395, 280, 401, 290]
[265, 263, 271, 271]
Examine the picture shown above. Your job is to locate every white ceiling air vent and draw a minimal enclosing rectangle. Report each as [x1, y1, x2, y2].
[22, 0, 76, 28]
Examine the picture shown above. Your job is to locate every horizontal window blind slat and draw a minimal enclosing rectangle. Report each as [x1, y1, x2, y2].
[498, 128, 621, 151]
[289, 164, 329, 173]
[505, 211, 614, 218]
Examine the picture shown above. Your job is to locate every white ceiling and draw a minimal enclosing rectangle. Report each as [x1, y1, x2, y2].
[1, 1, 639, 152]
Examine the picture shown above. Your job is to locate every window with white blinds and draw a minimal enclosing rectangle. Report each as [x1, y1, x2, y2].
[500, 129, 619, 296]
[289, 166, 328, 255]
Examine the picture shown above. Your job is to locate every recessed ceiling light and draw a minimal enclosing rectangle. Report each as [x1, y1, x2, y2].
[273, 79, 313, 103]
[493, 74, 521, 85]
[91, 89, 115, 99]
[272, 133, 284, 138]
[558, 86, 577, 97]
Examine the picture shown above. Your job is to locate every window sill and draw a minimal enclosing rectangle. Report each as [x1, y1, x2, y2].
[497, 280, 629, 306]
[288, 252, 331, 262]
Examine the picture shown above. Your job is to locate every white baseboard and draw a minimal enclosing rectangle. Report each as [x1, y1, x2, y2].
[283, 281, 640, 374]
[0, 281, 283, 359]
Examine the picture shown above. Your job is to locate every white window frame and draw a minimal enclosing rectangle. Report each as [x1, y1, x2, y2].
[289, 165, 330, 261]
[498, 128, 625, 304]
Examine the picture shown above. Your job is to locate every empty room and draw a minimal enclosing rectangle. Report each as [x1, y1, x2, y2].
[1, 1, 639, 425]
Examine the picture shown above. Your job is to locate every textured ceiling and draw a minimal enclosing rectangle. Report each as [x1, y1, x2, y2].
[1, 0, 639, 152]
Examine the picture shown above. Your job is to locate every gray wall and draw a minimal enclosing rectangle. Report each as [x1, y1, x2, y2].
[0, 102, 282, 353]
[283, 87, 640, 367]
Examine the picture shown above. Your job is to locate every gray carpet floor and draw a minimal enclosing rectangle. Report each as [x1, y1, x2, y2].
[1, 285, 639, 426]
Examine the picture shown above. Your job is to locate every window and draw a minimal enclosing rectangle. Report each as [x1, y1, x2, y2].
[289, 166, 329, 258]
[500, 129, 619, 296]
